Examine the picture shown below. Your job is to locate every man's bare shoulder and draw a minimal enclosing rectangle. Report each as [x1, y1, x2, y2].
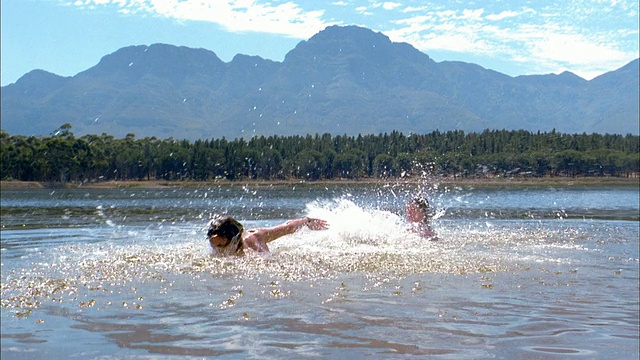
[242, 229, 270, 252]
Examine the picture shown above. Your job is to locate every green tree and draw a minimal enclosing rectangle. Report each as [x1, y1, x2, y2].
[373, 153, 395, 178]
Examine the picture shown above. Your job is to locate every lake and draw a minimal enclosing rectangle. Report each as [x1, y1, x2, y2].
[1, 182, 639, 359]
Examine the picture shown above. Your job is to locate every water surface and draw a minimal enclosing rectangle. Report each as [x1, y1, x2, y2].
[2, 183, 638, 359]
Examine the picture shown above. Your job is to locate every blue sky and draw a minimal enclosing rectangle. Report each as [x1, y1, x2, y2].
[2, 0, 638, 86]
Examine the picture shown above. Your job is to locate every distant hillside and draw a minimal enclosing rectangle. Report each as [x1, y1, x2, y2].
[1, 25, 638, 140]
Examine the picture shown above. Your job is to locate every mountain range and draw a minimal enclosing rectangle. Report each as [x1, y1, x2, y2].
[2, 25, 638, 140]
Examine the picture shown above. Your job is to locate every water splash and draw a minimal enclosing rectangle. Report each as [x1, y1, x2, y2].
[4, 196, 578, 313]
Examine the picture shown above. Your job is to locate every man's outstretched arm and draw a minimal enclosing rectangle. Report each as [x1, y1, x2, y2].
[256, 217, 328, 244]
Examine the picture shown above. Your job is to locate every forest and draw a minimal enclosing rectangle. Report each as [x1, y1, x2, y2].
[1, 124, 638, 183]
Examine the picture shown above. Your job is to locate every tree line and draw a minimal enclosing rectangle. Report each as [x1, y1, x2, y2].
[1, 125, 638, 183]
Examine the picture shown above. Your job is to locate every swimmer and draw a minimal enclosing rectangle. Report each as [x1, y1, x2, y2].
[207, 215, 329, 256]
[406, 196, 437, 240]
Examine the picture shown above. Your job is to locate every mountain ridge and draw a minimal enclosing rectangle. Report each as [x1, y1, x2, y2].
[2, 25, 638, 140]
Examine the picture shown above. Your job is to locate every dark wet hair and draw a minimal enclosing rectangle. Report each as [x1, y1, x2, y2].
[207, 215, 244, 243]
[412, 196, 429, 210]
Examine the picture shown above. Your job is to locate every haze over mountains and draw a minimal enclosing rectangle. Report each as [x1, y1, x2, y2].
[2, 25, 638, 140]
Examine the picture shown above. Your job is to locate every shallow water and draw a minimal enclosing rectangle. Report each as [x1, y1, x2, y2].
[1, 183, 639, 359]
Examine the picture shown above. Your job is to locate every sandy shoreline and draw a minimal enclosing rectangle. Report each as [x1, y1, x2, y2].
[1, 176, 638, 190]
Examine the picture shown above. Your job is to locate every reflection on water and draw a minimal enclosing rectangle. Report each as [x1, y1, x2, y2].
[1, 185, 639, 359]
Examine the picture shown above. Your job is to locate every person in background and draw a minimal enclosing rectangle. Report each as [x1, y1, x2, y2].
[406, 196, 437, 240]
[207, 215, 329, 256]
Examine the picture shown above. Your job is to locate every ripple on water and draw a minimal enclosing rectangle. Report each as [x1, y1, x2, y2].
[524, 346, 595, 356]
[1, 198, 630, 316]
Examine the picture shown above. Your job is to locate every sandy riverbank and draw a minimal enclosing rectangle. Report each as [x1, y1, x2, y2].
[1, 176, 638, 190]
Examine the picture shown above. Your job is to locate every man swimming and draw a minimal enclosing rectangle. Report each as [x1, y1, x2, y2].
[406, 196, 437, 240]
[207, 215, 329, 256]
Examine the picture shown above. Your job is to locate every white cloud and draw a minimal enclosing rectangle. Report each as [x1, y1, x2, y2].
[485, 9, 534, 21]
[402, 6, 429, 13]
[508, 23, 638, 78]
[61, 0, 639, 79]
[423, 33, 492, 53]
[382, 2, 402, 11]
[520, 26, 619, 64]
[355, 6, 373, 15]
[433, 9, 457, 20]
[67, 0, 335, 38]
[388, 9, 492, 55]
[385, 3, 639, 79]
[459, 8, 484, 20]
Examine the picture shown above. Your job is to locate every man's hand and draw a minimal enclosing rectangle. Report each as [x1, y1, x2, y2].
[306, 217, 329, 230]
